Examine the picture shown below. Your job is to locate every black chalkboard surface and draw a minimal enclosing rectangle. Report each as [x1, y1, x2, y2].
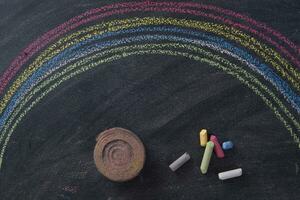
[0, 0, 299, 199]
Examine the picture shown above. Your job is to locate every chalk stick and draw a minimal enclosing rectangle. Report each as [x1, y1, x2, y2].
[169, 152, 190, 171]
[199, 129, 208, 147]
[210, 135, 225, 158]
[218, 168, 242, 180]
[222, 141, 234, 150]
[200, 141, 214, 174]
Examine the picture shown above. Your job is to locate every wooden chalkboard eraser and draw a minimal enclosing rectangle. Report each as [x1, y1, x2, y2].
[93, 128, 145, 182]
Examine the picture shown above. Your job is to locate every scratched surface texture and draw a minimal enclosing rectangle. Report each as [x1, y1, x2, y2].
[0, 0, 300, 200]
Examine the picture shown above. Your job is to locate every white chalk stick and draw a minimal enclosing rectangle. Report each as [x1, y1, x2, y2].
[169, 152, 190, 171]
[218, 168, 242, 180]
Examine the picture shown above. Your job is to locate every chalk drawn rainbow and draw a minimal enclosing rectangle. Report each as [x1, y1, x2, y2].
[0, 1, 299, 169]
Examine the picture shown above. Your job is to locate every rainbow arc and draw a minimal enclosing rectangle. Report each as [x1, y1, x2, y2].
[0, 1, 299, 169]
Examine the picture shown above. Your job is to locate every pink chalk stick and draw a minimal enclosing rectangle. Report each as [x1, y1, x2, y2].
[210, 135, 225, 158]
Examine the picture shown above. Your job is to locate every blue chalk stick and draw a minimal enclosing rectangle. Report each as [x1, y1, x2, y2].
[222, 141, 234, 150]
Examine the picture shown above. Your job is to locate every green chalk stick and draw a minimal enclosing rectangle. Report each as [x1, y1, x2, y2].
[200, 141, 214, 174]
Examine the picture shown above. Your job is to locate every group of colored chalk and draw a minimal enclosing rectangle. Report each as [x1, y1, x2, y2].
[168, 129, 242, 181]
[199, 129, 241, 180]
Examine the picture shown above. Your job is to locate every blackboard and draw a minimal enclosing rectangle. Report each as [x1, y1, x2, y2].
[0, 0, 299, 199]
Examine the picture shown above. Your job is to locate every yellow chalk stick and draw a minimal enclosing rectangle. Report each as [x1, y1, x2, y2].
[199, 129, 208, 147]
